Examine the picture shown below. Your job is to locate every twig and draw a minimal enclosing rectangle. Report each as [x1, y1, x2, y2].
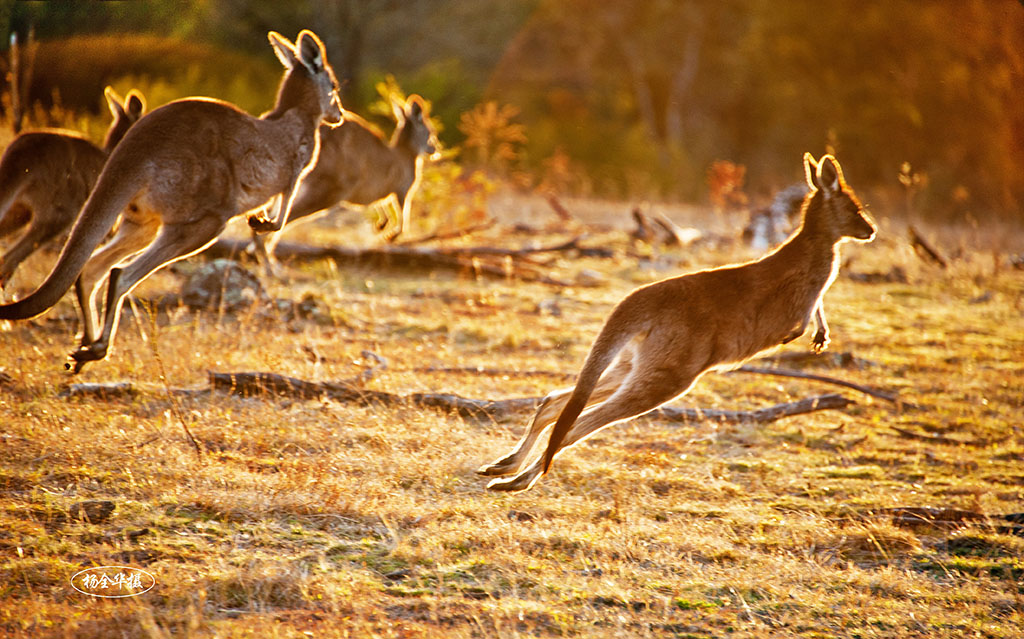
[734, 365, 918, 408]
[544, 194, 575, 222]
[908, 225, 948, 268]
[409, 365, 574, 379]
[886, 425, 1009, 448]
[652, 393, 854, 424]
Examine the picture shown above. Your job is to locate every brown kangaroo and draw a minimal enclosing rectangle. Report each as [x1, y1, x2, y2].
[251, 94, 438, 276]
[480, 154, 876, 492]
[0, 87, 145, 290]
[0, 30, 342, 373]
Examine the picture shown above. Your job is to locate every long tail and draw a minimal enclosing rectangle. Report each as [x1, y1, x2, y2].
[0, 171, 138, 320]
[541, 309, 642, 474]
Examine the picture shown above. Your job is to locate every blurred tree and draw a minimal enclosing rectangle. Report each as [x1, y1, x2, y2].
[487, 0, 1024, 218]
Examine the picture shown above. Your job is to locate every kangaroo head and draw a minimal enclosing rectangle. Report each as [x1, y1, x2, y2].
[101, 87, 146, 152]
[268, 30, 343, 126]
[803, 153, 876, 242]
[394, 95, 438, 157]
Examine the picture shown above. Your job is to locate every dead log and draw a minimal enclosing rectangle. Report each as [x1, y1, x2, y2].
[62, 373, 859, 426]
[208, 371, 854, 425]
[207, 371, 538, 420]
[203, 236, 585, 286]
[651, 393, 854, 424]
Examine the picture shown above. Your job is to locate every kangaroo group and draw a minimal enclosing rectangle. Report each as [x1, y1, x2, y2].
[0, 30, 875, 492]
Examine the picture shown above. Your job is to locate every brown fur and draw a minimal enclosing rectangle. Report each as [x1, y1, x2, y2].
[0, 31, 342, 374]
[480, 154, 876, 492]
[0, 87, 144, 289]
[252, 95, 438, 275]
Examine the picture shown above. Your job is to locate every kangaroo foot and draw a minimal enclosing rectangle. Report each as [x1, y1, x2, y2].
[66, 343, 107, 374]
[811, 331, 830, 354]
[486, 466, 543, 492]
[247, 215, 278, 233]
[476, 457, 522, 477]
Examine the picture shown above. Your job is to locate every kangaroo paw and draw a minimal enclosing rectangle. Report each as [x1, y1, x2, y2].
[247, 216, 277, 233]
[811, 332, 830, 354]
[67, 343, 107, 373]
[486, 468, 542, 493]
[476, 459, 521, 477]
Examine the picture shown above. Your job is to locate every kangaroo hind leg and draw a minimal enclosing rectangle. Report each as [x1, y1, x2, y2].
[70, 214, 226, 372]
[74, 208, 160, 348]
[487, 362, 698, 493]
[478, 352, 636, 477]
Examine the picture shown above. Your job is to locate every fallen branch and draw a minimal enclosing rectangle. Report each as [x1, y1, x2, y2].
[652, 393, 854, 424]
[734, 365, 918, 408]
[207, 371, 538, 420]
[62, 372, 859, 426]
[204, 236, 586, 286]
[908, 225, 948, 268]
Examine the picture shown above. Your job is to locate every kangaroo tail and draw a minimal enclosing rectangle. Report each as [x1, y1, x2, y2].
[0, 171, 137, 320]
[541, 308, 642, 474]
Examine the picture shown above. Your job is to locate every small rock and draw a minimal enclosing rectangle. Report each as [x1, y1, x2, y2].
[181, 259, 268, 312]
[575, 268, 607, 287]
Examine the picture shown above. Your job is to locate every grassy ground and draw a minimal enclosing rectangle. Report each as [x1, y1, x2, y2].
[1, 201, 1022, 638]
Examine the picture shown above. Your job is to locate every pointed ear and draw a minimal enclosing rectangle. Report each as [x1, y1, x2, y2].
[104, 86, 126, 119]
[803, 152, 818, 190]
[125, 90, 146, 118]
[296, 30, 327, 75]
[407, 95, 424, 119]
[816, 155, 843, 194]
[268, 31, 297, 70]
[391, 96, 406, 123]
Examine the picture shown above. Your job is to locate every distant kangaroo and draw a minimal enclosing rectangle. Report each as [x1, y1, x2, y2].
[480, 154, 876, 492]
[251, 94, 438, 276]
[0, 87, 145, 290]
[0, 30, 342, 373]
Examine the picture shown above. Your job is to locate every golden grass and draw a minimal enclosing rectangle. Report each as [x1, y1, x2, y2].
[1, 203, 1022, 638]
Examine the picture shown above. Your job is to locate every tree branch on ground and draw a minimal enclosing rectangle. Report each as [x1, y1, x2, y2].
[62, 373, 859, 426]
[204, 236, 595, 286]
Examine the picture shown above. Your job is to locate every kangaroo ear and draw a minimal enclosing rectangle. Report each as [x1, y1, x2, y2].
[268, 31, 298, 70]
[104, 86, 126, 119]
[391, 96, 406, 123]
[296, 30, 327, 75]
[125, 90, 146, 118]
[803, 152, 819, 190]
[816, 155, 843, 194]
[407, 96, 423, 119]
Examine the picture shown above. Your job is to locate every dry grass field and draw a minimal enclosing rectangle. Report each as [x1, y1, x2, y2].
[1, 198, 1022, 638]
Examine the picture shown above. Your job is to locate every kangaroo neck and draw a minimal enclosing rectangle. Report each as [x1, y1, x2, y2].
[771, 222, 840, 288]
[263, 68, 321, 130]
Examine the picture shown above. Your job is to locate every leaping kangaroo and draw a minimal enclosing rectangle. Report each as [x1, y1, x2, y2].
[0, 87, 145, 291]
[479, 153, 876, 492]
[0, 30, 342, 373]
[251, 94, 438, 277]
